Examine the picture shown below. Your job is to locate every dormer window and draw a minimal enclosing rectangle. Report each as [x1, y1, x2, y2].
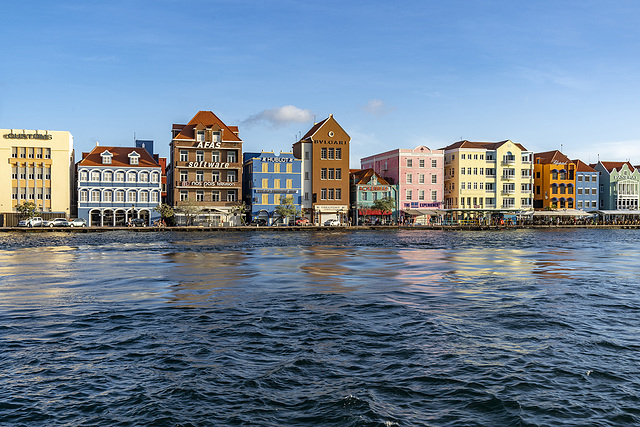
[212, 131, 221, 142]
[197, 130, 205, 142]
[128, 151, 140, 165]
[101, 150, 113, 165]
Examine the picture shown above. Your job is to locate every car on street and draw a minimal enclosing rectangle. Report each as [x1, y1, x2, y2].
[323, 219, 341, 226]
[295, 217, 310, 226]
[68, 218, 87, 227]
[250, 218, 267, 226]
[18, 217, 44, 227]
[131, 218, 147, 227]
[46, 218, 70, 228]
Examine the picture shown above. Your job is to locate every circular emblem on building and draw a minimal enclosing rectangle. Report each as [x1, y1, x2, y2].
[328, 131, 334, 137]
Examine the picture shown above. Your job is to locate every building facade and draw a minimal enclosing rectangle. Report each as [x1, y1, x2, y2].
[292, 115, 350, 225]
[1, 129, 74, 225]
[592, 161, 640, 210]
[136, 139, 168, 204]
[349, 169, 398, 225]
[573, 159, 599, 211]
[243, 151, 302, 224]
[168, 111, 243, 226]
[360, 146, 444, 222]
[442, 140, 534, 220]
[533, 150, 576, 210]
[76, 146, 162, 226]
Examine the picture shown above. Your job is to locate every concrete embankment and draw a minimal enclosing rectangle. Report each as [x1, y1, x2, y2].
[2, 224, 640, 233]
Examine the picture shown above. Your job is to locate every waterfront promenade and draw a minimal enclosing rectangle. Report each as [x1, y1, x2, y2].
[3, 223, 640, 232]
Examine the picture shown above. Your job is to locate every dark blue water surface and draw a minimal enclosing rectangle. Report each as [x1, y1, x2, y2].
[1, 229, 639, 426]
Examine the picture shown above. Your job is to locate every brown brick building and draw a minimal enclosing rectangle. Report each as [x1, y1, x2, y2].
[293, 115, 350, 225]
[168, 111, 243, 225]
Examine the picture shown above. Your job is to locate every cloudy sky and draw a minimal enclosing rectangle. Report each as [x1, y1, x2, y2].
[2, 0, 640, 167]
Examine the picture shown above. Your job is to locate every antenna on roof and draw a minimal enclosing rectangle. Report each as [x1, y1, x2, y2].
[134, 132, 136, 141]
[561, 144, 563, 152]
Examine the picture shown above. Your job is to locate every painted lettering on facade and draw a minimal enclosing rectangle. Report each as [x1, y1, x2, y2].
[261, 157, 293, 163]
[181, 181, 237, 187]
[313, 140, 347, 145]
[4, 133, 53, 140]
[186, 162, 231, 168]
[195, 141, 222, 149]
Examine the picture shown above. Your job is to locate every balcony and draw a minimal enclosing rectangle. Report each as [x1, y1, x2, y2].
[501, 174, 515, 181]
[501, 156, 516, 165]
[485, 203, 496, 209]
[502, 203, 515, 209]
[501, 189, 515, 195]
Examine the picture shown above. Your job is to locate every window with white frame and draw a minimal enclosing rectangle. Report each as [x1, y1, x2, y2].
[140, 191, 148, 202]
[140, 172, 149, 182]
[212, 151, 220, 162]
[227, 151, 236, 163]
[151, 172, 159, 183]
[80, 190, 88, 202]
[431, 190, 437, 201]
[104, 171, 113, 181]
[406, 189, 412, 200]
[180, 150, 188, 162]
[128, 190, 136, 202]
[104, 190, 112, 202]
[116, 191, 125, 202]
[227, 190, 237, 202]
[195, 190, 204, 202]
[212, 190, 220, 201]
[196, 171, 204, 182]
[227, 170, 237, 182]
[91, 171, 100, 181]
[151, 192, 158, 202]
[196, 151, 204, 162]
[115, 171, 124, 182]
[431, 175, 437, 184]
[180, 191, 188, 201]
[180, 171, 188, 181]
[91, 190, 100, 202]
[127, 172, 137, 182]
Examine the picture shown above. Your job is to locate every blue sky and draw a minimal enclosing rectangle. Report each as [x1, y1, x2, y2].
[2, 0, 640, 167]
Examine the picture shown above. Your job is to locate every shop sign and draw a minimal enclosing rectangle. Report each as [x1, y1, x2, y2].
[360, 186, 388, 191]
[186, 162, 231, 168]
[181, 181, 237, 187]
[261, 157, 292, 163]
[313, 139, 347, 145]
[4, 132, 52, 140]
[195, 141, 222, 149]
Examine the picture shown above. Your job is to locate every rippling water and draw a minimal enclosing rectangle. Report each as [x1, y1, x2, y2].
[1, 229, 639, 426]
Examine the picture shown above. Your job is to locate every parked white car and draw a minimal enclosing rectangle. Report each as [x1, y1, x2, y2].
[324, 219, 341, 226]
[68, 218, 87, 227]
[18, 217, 44, 227]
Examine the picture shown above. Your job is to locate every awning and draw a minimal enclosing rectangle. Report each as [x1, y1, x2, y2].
[404, 209, 443, 216]
[591, 210, 640, 215]
[533, 209, 592, 217]
[359, 209, 391, 216]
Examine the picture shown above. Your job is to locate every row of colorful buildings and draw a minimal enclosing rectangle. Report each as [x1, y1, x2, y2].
[1, 109, 639, 226]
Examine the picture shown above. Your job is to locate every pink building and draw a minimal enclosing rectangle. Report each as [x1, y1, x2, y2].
[361, 146, 444, 222]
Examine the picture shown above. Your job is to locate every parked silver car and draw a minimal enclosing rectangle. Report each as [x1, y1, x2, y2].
[68, 218, 87, 227]
[46, 218, 70, 228]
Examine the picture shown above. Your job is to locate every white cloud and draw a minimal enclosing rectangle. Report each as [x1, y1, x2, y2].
[362, 99, 394, 117]
[242, 105, 313, 127]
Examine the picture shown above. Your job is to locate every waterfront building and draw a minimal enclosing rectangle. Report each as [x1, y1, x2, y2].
[292, 114, 350, 225]
[592, 161, 640, 210]
[0, 129, 74, 226]
[441, 140, 534, 222]
[168, 111, 243, 226]
[242, 151, 302, 225]
[136, 139, 167, 204]
[533, 150, 576, 210]
[76, 145, 162, 226]
[360, 146, 444, 223]
[573, 159, 599, 211]
[349, 169, 398, 225]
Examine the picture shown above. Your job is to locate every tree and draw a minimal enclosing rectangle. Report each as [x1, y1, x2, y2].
[230, 201, 248, 225]
[17, 201, 37, 219]
[371, 196, 395, 213]
[274, 196, 298, 225]
[154, 203, 175, 225]
[176, 199, 201, 226]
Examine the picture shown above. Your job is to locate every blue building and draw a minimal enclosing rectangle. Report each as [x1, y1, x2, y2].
[243, 151, 302, 224]
[573, 159, 599, 211]
[76, 146, 162, 226]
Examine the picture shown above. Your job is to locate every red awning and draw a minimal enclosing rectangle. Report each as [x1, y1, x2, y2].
[359, 209, 391, 216]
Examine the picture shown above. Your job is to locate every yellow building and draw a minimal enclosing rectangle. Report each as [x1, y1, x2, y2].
[442, 140, 533, 221]
[1, 129, 74, 223]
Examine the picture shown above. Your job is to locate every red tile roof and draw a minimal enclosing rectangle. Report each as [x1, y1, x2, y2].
[572, 159, 596, 172]
[534, 150, 572, 164]
[350, 168, 391, 185]
[597, 161, 635, 173]
[77, 146, 160, 168]
[440, 139, 528, 152]
[172, 111, 242, 142]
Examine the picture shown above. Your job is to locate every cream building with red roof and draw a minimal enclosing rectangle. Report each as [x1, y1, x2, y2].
[168, 111, 243, 226]
[441, 139, 534, 222]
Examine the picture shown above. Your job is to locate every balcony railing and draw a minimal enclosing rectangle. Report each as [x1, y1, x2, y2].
[501, 189, 515, 195]
[502, 156, 516, 165]
[502, 203, 515, 209]
[485, 204, 496, 208]
[501, 175, 515, 180]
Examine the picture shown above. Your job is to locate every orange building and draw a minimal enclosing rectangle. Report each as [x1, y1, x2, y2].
[533, 150, 576, 209]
